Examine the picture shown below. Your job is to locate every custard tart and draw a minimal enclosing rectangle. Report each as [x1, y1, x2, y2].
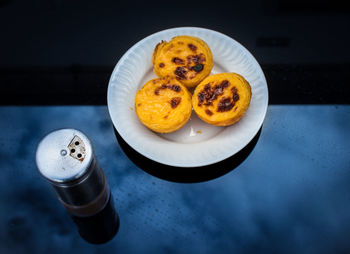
[192, 73, 251, 126]
[153, 35, 213, 89]
[135, 76, 192, 133]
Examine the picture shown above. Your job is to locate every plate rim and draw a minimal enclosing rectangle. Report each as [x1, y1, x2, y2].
[107, 26, 269, 167]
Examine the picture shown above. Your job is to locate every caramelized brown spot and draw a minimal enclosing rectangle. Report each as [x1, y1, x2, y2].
[212, 80, 229, 95]
[170, 97, 181, 108]
[172, 57, 185, 65]
[178, 41, 184, 45]
[197, 83, 210, 106]
[234, 106, 238, 112]
[170, 84, 181, 92]
[165, 84, 181, 92]
[164, 84, 181, 92]
[232, 87, 240, 102]
[137, 103, 142, 106]
[204, 83, 211, 91]
[204, 94, 217, 106]
[187, 54, 205, 65]
[197, 80, 231, 106]
[217, 97, 234, 112]
[155, 84, 181, 95]
[164, 115, 168, 119]
[174, 67, 187, 80]
[198, 92, 206, 105]
[219, 80, 229, 89]
[205, 109, 213, 116]
[191, 64, 204, 72]
[159, 63, 165, 68]
[188, 43, 197, 51]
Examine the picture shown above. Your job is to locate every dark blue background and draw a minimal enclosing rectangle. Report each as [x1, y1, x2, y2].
[0, 106, 349, 253]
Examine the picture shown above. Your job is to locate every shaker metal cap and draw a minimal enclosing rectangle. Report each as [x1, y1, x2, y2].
[36, 129, 93, 183]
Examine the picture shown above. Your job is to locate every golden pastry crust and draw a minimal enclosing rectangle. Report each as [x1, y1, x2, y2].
[192, 73, 252, 126]
[135, 76, 192, 133]
[153, 36, 213, 89]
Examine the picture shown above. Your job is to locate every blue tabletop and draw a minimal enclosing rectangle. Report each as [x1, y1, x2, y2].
[0, 106, 350, 253]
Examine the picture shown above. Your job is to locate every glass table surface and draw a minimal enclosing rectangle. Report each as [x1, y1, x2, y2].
[0, 105, 349, 254]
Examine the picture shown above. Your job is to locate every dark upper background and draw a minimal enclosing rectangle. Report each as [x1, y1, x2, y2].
[0, 0, 350, 104]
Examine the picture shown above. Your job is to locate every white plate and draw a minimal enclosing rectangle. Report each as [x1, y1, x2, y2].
[107, 27, 268, 167]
